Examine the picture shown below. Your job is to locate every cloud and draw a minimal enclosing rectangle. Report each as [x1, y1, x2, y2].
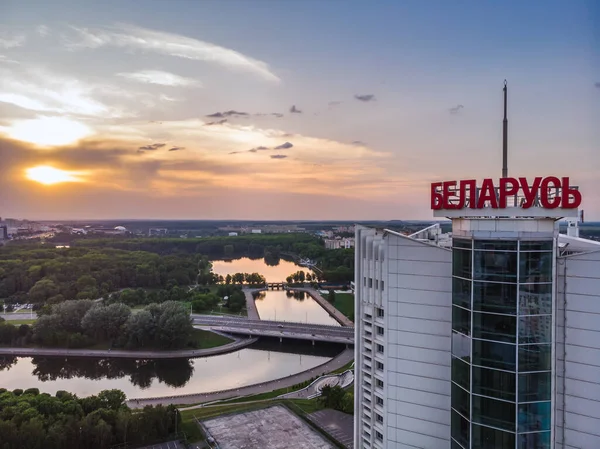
[138, 143, 166, 150]
[289, 105, 302, 114]
[117, 70, 201, 87]
[352, 140, 366, 146]
[274, 142, 293, 150]
[354, 94, 375, 102]
[204, 119, 228, 126]
[328, 101, 342, 107]
[248, 146, 269, 153]
[449, 104, 464, 114]
[66, 24, 280, 82]
[595, 82, 600, 89]
[0, 34, 25, 49]
[168, 147, 185, 151]
[270, 154, 287, 159]
[36, 26, 50, 37]
[206, 110, 249, 118]
[0, 55, 19, 64]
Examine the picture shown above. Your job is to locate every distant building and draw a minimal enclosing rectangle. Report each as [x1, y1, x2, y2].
[0, 225, 8, 240]
[324, 238, 355, 250]
[149, 228, 168, 236]
[228, 232, 238, 236]
[251, 229, 262, 234]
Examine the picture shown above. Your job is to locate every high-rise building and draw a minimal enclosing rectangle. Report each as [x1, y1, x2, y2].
[354, 177, 600, 449]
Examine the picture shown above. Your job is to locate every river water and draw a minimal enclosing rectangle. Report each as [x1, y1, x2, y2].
[0, 341, 341, 398]
[0, 258, 344, 398]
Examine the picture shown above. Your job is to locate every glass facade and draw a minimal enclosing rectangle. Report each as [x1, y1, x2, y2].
[451, 237, 554, 449]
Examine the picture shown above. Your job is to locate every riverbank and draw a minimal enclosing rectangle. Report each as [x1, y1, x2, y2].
[127, 348, 354, 408]
[292, 287, 354, 327]
[242, 288, 261, 319]
[0, 334, 258, 359]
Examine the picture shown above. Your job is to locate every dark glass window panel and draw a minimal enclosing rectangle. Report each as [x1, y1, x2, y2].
[473, 281, 517, 315]
[520, 241, 553, 251]
[452, 332, 471, 360]
[517, 431, 550, 449]
[472, 366, 516, 401]
[453, 277, 471, 308]
[453, 249, 472, 278]
[519, 252, 553, 283]
[472, 395, 516, 431]
[475, 240, 518, 251]
[454, 239, 472, 250]
[473, 312, 516, 343]
[451, 439, 466, 449]
[451, 410, 469, 448]
[519, 345, 551, 372]
[474, 251, 518, 282]
[519, 284, 552, 315]
[519, 315, 552, 344]
[452, 382, 470, 419]
[453, 306, 471, 335]
[472, 424, 515, 449]
[519, 372, 551, 402]
[518, 402, 551, 432]
[473, 339, 516, 371]
[452, 356, 470, 390]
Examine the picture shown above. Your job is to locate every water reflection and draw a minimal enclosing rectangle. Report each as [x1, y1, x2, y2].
[211, 257, 313, 283]
[0, 341, 341, 398]
[254, 290, 340, 325]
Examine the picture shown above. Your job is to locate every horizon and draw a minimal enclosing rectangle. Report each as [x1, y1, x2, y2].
[1, 0, 599, 220]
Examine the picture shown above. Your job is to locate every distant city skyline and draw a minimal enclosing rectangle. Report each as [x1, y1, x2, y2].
[1, 0, 598, 220]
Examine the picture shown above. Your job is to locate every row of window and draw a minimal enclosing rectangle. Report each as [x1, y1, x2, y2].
[453, 278, 551, 315]
[452, 305, 552, 344]
[364, 277, 386, 291]
[453, 249, 552, 283]
[451, 361, 551, 403]
[451, 416, 551, 449]
[452, 333, 552, 372]
[453, 239, 553, 252]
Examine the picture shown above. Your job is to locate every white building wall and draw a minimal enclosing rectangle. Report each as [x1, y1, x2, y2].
[556, 237, 600, 449]
[355, 226, 452, 449]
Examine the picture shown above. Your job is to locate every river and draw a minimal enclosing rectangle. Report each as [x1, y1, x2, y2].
[0, 341, 341, 398]
[0, 257, 344, 398]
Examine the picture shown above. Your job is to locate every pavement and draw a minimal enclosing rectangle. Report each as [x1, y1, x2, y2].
[307, 409, 355, 449]
[0, 335, 257, 359]
[137, 348, 354, 409]
[243, 288, 261, 320]
[291, 288, 354, 327]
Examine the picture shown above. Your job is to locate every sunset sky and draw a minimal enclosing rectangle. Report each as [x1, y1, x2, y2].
[1, 0, 598, 220]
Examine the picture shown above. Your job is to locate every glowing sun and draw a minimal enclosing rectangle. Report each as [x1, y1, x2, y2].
[7, 116, 91, 146]
[25, 166, 87, 185]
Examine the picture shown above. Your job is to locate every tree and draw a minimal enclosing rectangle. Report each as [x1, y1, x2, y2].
[328, 289, 336, 303]
[28, 278, 59, 304]
[225, 274, 232, 285]
[227, 290, 246, 313]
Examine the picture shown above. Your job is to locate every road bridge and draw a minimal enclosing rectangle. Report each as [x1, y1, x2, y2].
[192, 315, 354, 344]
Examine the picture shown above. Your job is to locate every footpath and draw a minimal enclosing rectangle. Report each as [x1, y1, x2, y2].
[0, 336, 257, 359]
[128, 348, 354, 408]
[242, 288, 261, 320]
[293, 287, 354, 327]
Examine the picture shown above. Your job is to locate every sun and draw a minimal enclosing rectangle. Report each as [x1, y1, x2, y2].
[25, 166, 87, 185]
[6, 116, 92, 146]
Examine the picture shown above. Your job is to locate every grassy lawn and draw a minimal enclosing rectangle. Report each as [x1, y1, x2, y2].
[333, 293, 354, 321]
[188, 328, 232, 349]
[331, 359, 354, 374]
[2, 319, 36, 326]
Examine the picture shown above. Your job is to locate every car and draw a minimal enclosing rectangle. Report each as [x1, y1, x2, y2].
[277, 324, 284, 328]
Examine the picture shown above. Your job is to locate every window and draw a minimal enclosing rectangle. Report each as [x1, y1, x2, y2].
[472, 366, 515, 402]
[376, 396, 384, 406]
[375, 279, 379, 290]
[376, 326, 384, 336]
[472, 311, 516, 343]
[369, 278, 373, 288]
[377, 344, 384, 353]
[376, 361, 384, 371]
[376, 431, 383, 442]
[376, 379, 384, 389]
[473, 281, 517, 315]
[451, 382, 470, 419]
[518, 402, 551, 432]
[381, 280, 385, 290]
[519, 251, 552, 283]
[518, 344, 551, 372]
[452, 357, 470, 390]
[452, 277, 471, 309]
[473, 250, 518, 283]
[472, 395, 516, 431]
[377, 308, 384, 318]
[365, 312, 373, 319]
[453, 249, 472, 278]
[471, 424, 514, 449]
[364, 276, 367, 287]
[472, 339, 516, 371]
[452, 305, 471, 335]
[519, 371, 551, 402]
[451, 410, 469, 448]
[376, 413, 383, 423]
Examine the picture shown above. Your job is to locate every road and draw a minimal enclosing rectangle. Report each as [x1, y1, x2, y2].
[0, 334, 257, 359]
[192, 315, 354, 343]
[130, 348, 354, 408]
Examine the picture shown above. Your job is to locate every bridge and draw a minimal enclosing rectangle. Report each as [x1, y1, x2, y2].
[266, 282, 286, 289]
[192, 315, 355, 344]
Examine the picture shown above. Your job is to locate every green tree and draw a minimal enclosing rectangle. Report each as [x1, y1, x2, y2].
[28, 278, 59, 304]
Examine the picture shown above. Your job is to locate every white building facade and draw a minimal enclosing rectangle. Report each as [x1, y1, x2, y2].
[354, 177, 600, 449]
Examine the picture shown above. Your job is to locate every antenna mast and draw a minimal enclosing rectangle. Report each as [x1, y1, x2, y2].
[502, 80, 508, 178]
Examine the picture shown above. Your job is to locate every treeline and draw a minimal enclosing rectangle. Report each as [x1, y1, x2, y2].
[0, 246, 199, 306]
[319, 385, 353, 414]
[0, 300, 193, 350]
[0, 388, 180, 449]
